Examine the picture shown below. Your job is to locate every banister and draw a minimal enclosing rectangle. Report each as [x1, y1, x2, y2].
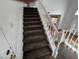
[36, 0, 60, 57]
[36, 0, 78, 57]
[38, 0, 59, 33]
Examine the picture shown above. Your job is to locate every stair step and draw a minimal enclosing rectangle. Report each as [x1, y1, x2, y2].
[23, 34, 47, 43]
[24, 25, 42, 28]
[24, 29, 45, 37]
[24, 16, 40, 19]
[24, 17, 40, 20]
[24, 30, 45, 38]
[23, 40, 49, 52]
[24, 17, 40, 19]
[24, 18, 40, 22]
[24, 12, 38, 15]
[24, 8, 37, 12]
[24, 12, 38, 13]
[24, 33, 46, 40]
[24, 25, 43, 31]
[23, 21, 41, 26]
[23, 46, 51, 59]
[37, 54, 54, 59]
[24, 29, 43, 33]
[24, 15, 39, 18]
[24, 29, 43, 32]
[24, 7, 37, 10]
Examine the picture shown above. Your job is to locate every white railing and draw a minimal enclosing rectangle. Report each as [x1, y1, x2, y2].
[64, 23, 78, 54]
[36, 0, 62, 58]
[35, 0, 78, 58]
[52, 22, 78, 57]
[59, 21, 78, 54]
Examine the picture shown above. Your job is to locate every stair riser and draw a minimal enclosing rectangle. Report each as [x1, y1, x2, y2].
[23, 38, 46, 44]
[24, 8, 37, 10]
[23, 26, 43, 31]
[23, 46, 51, 59]
[23, 22, 41, 26]
[36, 55, 54, 59]
[23, 15, 39, 18]
[23, 41, 48, 52]
[24, 10, 38, 12]
[23, 52, 51, 59]
[23, 35, 46, 43]
[24, 12, 39, 15]
[24, 32, 45, 38]
[24, 19, 40, 22]
[24, 13, 39, 16]
[23, 45, 48, 52]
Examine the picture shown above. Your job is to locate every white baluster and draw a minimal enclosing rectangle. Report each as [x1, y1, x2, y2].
[73, 38, 78, 47]
[69, 30, 77, 43]
[66, 31, 72, 42]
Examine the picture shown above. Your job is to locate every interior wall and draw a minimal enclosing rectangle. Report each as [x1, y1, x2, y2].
[59, 0, 78, 30]
[41, 0, 69, 28]
[0, 0, 26, 59]
[42, 0, 69, 15]
[41, 0, 78, 30]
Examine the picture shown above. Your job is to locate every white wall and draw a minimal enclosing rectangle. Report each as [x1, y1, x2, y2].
[59, 0, 78, 29]
[41, 0, 69, 28]
[42, 0, 69, 15]
[41, 0, 78, 30]
[0, 0, 26, 59]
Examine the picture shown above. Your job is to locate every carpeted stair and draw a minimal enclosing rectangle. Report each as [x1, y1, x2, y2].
[23, 7, 53, 59]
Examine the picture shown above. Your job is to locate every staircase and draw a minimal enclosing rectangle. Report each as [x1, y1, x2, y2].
[23, 7, 53, 59]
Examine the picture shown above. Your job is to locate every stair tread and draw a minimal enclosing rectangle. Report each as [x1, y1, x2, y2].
[24, 17, 40, 19]
[24, 19, 40, 22]
[24, 8, 37, 10]
[37, 54, 54, 59]
[23, 40, 48, 52]
[24, 7, 37, 10]
[24, 15, 39, 18]
[23, 35, 47, 43]
[24, 33, 46, 38]
[23, 21, 41, 26]
[24, 15, 39, 17]
[24, 8, 38, 12]
[24, 25, 43, 31]
[24, 12, 38, 14]
[23, 46, 51, 59]
[24, 9, 38, 12]
[24, 21, 41, 24]
[24, 11, 38, 12]
[24, 25, 42, 28]
[24, 29, 45, 37]
[24, 29, 43, 33]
